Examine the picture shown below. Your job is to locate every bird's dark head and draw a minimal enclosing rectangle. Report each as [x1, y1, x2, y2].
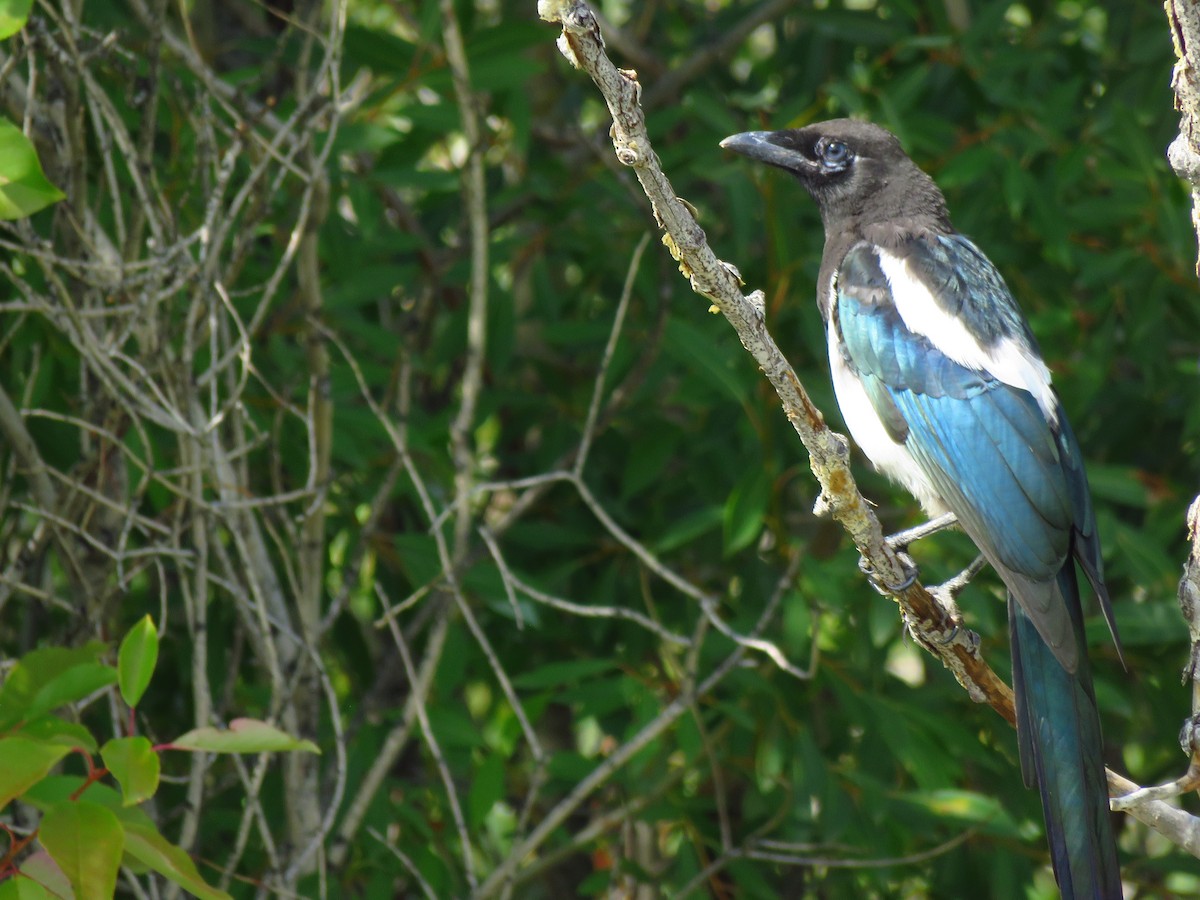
[721, 119, 950, 235]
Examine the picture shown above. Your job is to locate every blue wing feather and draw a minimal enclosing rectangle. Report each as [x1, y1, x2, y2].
[835, 238, 1083, 664]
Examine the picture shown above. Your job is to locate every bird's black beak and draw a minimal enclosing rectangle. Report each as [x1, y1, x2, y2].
[720, 131, 815, 174]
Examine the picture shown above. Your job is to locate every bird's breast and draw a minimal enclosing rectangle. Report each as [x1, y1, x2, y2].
[825, 320, 950, 517]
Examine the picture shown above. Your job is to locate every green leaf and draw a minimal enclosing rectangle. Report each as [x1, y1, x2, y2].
[17, 717, 98, 753]
[117, 615, 159, 708]
[21, 776, 229, 896]
[904, 789, 1022, 837]
[723, 467, 769, 556]
[0, 868, 56, 900]
[100, 736, 159, 806]
[0, 0, 32, 41]
[0, 118, 64, 219]
[663, 318, 750, 406]
[468, 753, 505, 828]
[0, 737, 72, 808]
[123, 818, 233, 900]
[22, 775, 123, 813]
[651, 505, 722, 554]
[167, 718, 320, 754]
[38, 800, 123, 900]
[1086, 464, 1151, 508]
[26, 663, 118, 723]
[0, 643, 112, 730]
[511, 658, 616, 690]
[16, 850, 71, 898]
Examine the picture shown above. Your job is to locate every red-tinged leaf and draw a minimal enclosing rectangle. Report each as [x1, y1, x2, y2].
[122, 819, 232, 900]
[100, 737, 159, 806]
[9, 849, 71, 899]
[167, 718, 319, 754]
[117, 615, 158, 709]
[0, 737, 72, 808]
[38, 801, 123, 900]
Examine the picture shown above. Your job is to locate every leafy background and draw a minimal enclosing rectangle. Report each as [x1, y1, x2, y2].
[1, 0, 1197, 897]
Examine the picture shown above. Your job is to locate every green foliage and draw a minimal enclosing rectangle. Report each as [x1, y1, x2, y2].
[0, 0, 31, 40]
[0, 119, 62, 219]
[116, 616, 157, 710]
[0, 622, 312, 898]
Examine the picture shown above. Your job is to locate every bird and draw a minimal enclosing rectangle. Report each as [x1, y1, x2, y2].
[721, 119, 1123, 898]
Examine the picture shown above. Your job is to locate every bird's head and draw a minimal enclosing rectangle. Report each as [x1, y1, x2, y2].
[721, 119, 949, 233]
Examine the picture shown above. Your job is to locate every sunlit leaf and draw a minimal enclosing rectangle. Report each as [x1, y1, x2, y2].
[122, 819, 232, 900]
[0, 118, 64, 219]
[0, 865, 59, 899]
[0, 737, 72, 808]
[167, 718, 319, 754]
[17, 717, 97, 754]
[27, 664, 118, 723]
[0, 643, 109, 730]
[117, 615, 159, 709]
[0, 0, 32, 41]
[100, 737, 160, 806]
[38, 801, 123, 900]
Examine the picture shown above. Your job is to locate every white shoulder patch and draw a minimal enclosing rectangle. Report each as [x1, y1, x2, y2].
[875, 250, 1058, 423]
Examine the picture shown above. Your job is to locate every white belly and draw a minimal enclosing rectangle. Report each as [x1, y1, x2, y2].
[826, 326, 950, 517]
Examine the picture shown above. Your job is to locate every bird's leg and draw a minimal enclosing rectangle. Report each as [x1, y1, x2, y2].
[885, 511, 959, 551]
[918, 553, 988, 646]
[859, 512, 959, 594]
[932, 553, 987, 603]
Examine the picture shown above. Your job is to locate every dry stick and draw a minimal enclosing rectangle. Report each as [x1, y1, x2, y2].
[678, 831, 973, 899]
[286, 0, 346, 873]
[1167, 0, 1200, 278]
[475, 642, 750, 899]
[317, 337, 447, 871]
[537, 0, 1189, 852]
[1111, 495, 1200, 827]
[366, 828, 440, 900]
[384, 608, 477, 891]
[642, 0, 802, 108]
[443, 0, 490, 560]
[490, 544, 802, 897]
[173, 434, 212, 864]
[572, 473, 812, 678]
[1102, 0, 1200, 840]
[575, 231, 649, 476]
[1141, 0, 1200, 828]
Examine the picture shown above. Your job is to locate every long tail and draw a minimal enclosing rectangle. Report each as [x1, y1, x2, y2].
[1009, 565, 1121, 899]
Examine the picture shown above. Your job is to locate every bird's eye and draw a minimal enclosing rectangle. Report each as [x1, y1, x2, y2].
[819, 140, 852, 167]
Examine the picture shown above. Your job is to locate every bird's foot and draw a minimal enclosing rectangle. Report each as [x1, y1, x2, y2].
[859, 549, 919, 595]
[904, 609, 980, 654]
[1181, 715, 1200, 757]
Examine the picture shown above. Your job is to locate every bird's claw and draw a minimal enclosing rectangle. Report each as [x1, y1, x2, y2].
[859, 550, 919, 595]
[1180, 715, 1200, 756]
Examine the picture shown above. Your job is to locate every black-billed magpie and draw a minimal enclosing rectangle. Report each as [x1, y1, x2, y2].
[722, 119, 1122, 899]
